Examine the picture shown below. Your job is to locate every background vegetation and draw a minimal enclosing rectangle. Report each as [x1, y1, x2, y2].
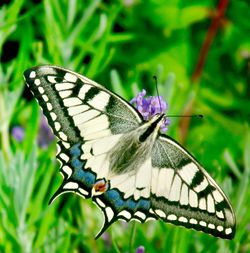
[0, 0, 249, 252]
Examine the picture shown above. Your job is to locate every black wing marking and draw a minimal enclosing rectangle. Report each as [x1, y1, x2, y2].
[149, 135, 236, 239]
[24, 65, 143, 144]
[24, 66, 235, 240]
[23, 65, 143, 201]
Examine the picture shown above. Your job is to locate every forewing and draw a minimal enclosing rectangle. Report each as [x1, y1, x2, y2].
[24, 66, 142, 141]
[150, 135, 236, 239]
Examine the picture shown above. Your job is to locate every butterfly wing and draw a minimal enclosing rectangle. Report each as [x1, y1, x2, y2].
[24, 65, 143, 201]
[148, 135, 236, 239]
[92, 134, 235, 239]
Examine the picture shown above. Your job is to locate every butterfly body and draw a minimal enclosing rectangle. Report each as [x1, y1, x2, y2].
[24, 65, 236, 239]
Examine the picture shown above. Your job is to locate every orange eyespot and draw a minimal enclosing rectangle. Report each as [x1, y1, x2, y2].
[94, 179, 108, 193]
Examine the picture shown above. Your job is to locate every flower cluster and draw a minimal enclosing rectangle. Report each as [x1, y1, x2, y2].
[11, 126, 25, 142]
[136, 246, 145, 253]
[130, 89, 170, 132]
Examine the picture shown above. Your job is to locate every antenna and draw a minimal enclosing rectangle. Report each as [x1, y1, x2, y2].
[167, 114, 203, 118]
[153, 75, 162, 112]
[153, 76, 203, 119]
[152, 75, 203, 119]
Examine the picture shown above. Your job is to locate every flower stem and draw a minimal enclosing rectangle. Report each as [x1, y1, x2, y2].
[129, 222, 137, 253]
[0, 92, 10, 162]
[180, 0, 229, 144]
[191, 0, 229, 83]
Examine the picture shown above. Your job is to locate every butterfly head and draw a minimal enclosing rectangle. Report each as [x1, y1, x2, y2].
[130, 89, 170, 132]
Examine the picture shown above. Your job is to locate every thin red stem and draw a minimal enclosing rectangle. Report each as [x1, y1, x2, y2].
[180, 0, 229, 144]
[191, 0, 229, 82]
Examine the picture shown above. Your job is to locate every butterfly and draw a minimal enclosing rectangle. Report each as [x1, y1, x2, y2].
[24, 65, 236, 239]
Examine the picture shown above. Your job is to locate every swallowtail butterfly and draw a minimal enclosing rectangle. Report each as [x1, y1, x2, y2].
[24, 66, 236, 239]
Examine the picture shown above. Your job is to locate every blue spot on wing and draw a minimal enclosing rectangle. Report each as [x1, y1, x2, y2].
[105, 189, 125, 208]
[69, 143, 96, 188]
[101, 188, 151, 215]
[105, 189, 120, 199]
[70, 143, 81, 157]
[73, 169, 96, 187]
[126, 199, 137, 209]
[71, 158, 83, 169]
[137, 199, 150, 210]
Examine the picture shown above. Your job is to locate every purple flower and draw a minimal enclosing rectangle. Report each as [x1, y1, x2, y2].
[136, 246, 145, 253]
[130, 90, 147, 109]
[130, 90, 170, 132]
[101, 232, 111, 248]
[12, 126, 25, 142]
[38, 114, 54, 148]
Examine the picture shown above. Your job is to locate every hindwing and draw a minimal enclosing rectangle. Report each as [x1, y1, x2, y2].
[149, 135, 236, 239]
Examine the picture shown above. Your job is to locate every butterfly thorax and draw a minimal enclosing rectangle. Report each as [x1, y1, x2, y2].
[109, 114, 165, 175]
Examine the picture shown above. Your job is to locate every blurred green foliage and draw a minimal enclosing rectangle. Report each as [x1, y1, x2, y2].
[0, 0, 249, 252]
